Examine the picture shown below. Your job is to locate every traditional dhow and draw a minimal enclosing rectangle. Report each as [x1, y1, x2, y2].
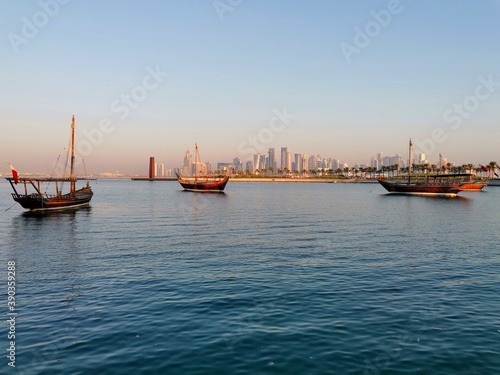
[378, 139, 466, 197]
[458, 180, 488, 191]
[6, 116, 94, 211]
[176, 174, 229, 192]
[176, 144, 229, 192]
[377, 178, 464, 196]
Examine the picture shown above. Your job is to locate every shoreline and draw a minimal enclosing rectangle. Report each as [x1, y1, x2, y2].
[230, 178, 379, 183]
[130, 177, 379, 183]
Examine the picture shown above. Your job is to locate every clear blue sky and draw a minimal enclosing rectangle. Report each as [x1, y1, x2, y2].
[1, 0, 500, 175]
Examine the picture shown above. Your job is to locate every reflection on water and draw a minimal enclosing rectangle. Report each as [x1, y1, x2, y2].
[0, 180, 499, 374]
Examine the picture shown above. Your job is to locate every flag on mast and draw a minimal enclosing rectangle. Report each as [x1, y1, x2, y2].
[8, 162, 19, 184]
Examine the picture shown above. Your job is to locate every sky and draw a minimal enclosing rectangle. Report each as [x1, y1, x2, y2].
[1, 0, 500, 175]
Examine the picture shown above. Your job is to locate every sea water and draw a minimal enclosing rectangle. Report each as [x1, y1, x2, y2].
[1, 179, 499, 374]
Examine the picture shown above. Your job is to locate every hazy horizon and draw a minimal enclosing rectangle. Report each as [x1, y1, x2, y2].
[2, 1, 500, 175]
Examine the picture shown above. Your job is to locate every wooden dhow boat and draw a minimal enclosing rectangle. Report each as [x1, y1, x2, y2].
[6, 116, 93, 211]
[458, 180, 487, 191]
[378, 139, 467, 197]
[176, 144, 229, 192]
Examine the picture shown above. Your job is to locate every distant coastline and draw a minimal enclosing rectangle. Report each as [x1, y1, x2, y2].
[130, 176, 379, 183]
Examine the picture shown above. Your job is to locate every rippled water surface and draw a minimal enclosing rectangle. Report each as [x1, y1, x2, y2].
[1, 179, 499, 374]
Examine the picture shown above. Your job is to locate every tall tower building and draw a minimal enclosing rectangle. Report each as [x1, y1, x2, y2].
[245, 160, 253, 173]
[182, 149, 192, 176]
[233, 157, 243, 172]
[149, 157, 155, 179]
[281, 147, 288, 170]
[286, 152, 292, 172]
[253, 153, 262, 173]
[294, 153, 303, 174]
[267, 148, 276, 172]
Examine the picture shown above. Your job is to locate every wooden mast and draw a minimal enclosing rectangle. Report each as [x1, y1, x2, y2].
[194, 143, 198, 183]
[408, 138, 412, 185]
[70, 115, 76, 193]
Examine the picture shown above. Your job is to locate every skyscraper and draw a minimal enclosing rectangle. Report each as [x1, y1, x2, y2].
[294, 153, 303, 174]
[253, 153, 263, 173]
[267, 148, 276, 173]
[182, 149, 192, 176]
[286, 152, 292, 172]
[281, 147, 288, 170]
[149, 157, 155, 178]
[233, 157, 243, 172]
[158, 163, 165, 177]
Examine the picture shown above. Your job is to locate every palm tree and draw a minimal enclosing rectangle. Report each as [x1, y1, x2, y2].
[446, 162, 453, 174]
[488, 161, 498, 178]
[430, 164, 437, 175]
[268, 166, 274, 176]
[474, 165, 483, 177]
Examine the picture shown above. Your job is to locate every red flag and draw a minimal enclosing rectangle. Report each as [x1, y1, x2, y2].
[8, 162, 19, 184]
[481, 165, 489, 172]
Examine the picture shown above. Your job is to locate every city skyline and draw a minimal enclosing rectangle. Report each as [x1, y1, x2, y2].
[140, 143, 470, 179]
[2, 1, 500, 175]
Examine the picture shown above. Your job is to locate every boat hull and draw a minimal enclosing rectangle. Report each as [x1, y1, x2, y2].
[177, 176, 229, 192]
[13, 187, 93, 211]
[378, 179, 461, 196]
[458, 182, 487, 191]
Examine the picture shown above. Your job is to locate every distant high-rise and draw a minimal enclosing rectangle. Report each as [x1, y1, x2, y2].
[294, 153, 303, 174]
[158, 163, 165, 177]
[286, 152, 292, 172]
[253, 153, 266, 173]
[267, 148, 276, 172]
[149, 157, 155, 178]
[245, 160, 253, 173]
[302, 154, 309, 174]
[280, 147, 288, 170]
[233, 157, 243, 172]
[418, 153, 427, 165]
[182, 149, 192, 176]
[308, 155, 317, 171]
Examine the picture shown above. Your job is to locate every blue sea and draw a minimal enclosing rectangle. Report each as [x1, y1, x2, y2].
[1, 179, 499, 374]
